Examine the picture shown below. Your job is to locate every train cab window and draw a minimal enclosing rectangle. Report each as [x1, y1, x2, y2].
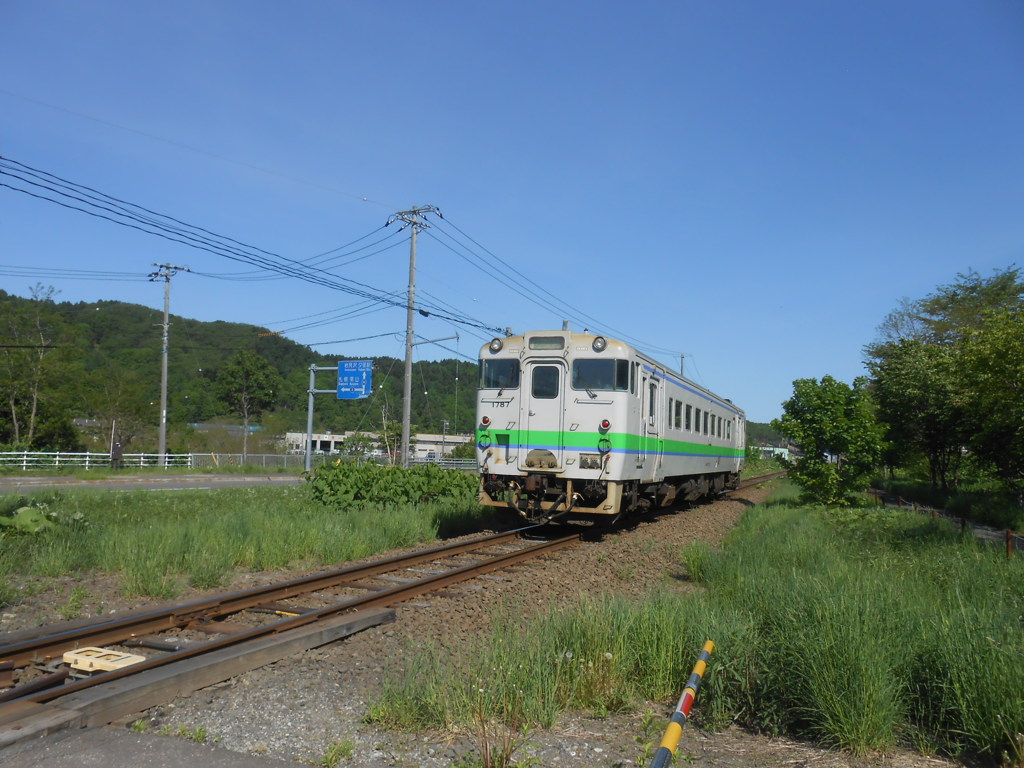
[532, 365, 560, 399]
[479, 359, 519, 390]
[631, 362, 638, 395]
[571, 359, 630, 392]
[648, 382, 657, 424]
[685, 404, 692, 431]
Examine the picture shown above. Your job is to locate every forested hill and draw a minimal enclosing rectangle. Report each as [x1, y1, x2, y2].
[0, 289, 478, 451]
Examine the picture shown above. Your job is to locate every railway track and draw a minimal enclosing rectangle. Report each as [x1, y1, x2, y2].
[731, 470, 786, 492]
[0, 527, 577, 747]
[0, 472, 784, 750]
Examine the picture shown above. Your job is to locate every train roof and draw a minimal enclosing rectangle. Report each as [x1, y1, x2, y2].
[479, 330, 745, 417]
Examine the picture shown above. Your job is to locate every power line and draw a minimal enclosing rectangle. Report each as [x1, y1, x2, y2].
[0, 87, 394, 209]
[0, 155, 504, 335]
[433, 214, 687, 358]
[0, 264, 149, 282]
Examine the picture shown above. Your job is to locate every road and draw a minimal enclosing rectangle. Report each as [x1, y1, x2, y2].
[0, 474, 305, 494]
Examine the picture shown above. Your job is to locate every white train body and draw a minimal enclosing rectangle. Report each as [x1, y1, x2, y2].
[477, 331, 746, 522]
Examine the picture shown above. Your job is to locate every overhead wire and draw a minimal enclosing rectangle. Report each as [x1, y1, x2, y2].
[0, 156, 504, 335]
[432, 214, 687, 359]
[0, 264, 149, 282]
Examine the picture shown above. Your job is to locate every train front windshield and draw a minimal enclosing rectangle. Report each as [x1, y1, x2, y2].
[480, 359, 520, 389]
[571, 359, 630, 392]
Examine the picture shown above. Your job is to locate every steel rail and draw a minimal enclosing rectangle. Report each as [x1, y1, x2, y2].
[3, 532, 577, 708]
[0, 527, 541, 669]
[732, 471, 786, 492]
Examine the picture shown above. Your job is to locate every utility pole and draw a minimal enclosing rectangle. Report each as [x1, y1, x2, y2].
[387, 206, 440, 469]
[149, 263, 189, 466]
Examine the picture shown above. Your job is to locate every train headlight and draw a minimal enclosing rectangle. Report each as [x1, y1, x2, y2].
[488, 338, 504, 353]
[481, 415, 491, 426]
[599, 419, 611, 432]
[592, 336, 607, 352]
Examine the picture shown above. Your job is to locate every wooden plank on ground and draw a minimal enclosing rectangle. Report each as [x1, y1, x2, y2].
[56, 606, 393, 727]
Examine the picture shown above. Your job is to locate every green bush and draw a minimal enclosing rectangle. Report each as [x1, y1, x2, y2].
[307, 461, 479, 507]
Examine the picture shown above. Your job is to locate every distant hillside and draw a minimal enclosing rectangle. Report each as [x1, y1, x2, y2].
[747, 421, 785, 446]
[0, 290, 477, 452]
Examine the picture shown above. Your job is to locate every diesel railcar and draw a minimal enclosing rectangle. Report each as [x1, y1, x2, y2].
[476, 331, 745, 522]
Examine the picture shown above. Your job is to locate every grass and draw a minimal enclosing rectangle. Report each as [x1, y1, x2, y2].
[872, 472, 1023, 530]
[0, 484, 490, 603]
[316, 739, 355, 766]
[369, 485, 1024, 762]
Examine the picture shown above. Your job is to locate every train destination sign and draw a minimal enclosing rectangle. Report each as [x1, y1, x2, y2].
[337, 360, 373, 400]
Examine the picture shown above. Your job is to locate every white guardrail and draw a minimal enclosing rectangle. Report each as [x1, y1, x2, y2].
[0, 451, 477, 472]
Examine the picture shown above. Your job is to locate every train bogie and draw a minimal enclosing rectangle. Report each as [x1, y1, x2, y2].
[476, 331, 745, 522]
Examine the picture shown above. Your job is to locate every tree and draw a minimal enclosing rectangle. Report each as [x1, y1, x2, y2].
[864, 267, 1024, 485]
[216, 351, 282, 461]
[869, 267, 1023, 352]
[0, 285, 81, 449]
[918, 266, 1023, 343]
[772, 376, 883, 505]
[81, 367, 153, 451]
[867, 340, 966, 490]
[957, 308, 1024, 507]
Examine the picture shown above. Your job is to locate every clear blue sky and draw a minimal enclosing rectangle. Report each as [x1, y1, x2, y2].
[2, 1, 1022, 423]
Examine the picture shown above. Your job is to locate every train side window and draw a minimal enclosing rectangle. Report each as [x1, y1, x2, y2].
[532, 366, 560, 399]
[727, 420, 732, 440]
[675, 399, 683, 430]
[668, 398, 674, 428]
[631, 363, 638, 395]
[694, 407, 701, 433]
[685, 404, 692, 431]
[703, 411, 709, 435]
[616, 359, 630, 391]
[648, 381, 657, 424]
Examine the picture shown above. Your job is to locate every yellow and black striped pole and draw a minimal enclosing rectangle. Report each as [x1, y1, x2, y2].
[649, 640, 714, 768]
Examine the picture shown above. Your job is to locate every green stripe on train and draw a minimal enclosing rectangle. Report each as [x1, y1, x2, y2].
[475, 429, 744, 458]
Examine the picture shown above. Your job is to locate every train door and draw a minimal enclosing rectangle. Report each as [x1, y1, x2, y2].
[519, 360, 566, 470]
[637, 373, 648, 468]
[646, 377, 663, 479]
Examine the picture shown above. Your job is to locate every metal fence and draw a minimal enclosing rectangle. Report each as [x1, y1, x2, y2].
[0, 451, 477, 473]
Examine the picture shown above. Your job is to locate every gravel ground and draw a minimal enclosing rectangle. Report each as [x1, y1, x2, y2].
[2, 487, 967, 768]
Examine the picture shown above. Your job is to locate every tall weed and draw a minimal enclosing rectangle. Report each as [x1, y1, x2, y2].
[0, 484, 486, 600]
[368, 497, 1024, 761]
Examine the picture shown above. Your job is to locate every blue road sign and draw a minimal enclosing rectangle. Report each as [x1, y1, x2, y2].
[337, 360, 373, 399]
